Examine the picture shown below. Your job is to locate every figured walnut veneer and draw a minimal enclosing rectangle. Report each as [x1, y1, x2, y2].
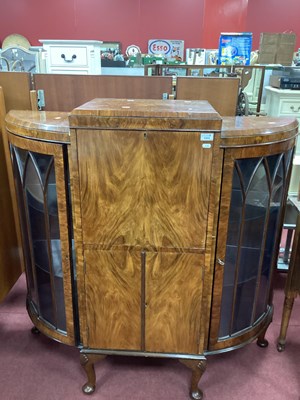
[4, 98, 298, 399]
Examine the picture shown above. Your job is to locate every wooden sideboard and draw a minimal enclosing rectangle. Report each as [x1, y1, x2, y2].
[4, 100, 298, 399]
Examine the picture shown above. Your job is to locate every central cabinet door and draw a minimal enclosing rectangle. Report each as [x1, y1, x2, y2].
[145, 251, 204, 354]
[76, 128, 214, 354]
[84, 249, 205, 353]
[85, 249, 142, 351]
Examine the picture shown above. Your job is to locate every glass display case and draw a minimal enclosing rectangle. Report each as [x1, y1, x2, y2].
[8, 132, 76, 345]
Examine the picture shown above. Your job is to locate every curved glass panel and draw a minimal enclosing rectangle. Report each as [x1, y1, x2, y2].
[255, 155, 284, 320]
[10, 145, 67, 333]
[218, 151, 290, 339]
[233, 161, 269, 332]
[46, 161, 66, 331]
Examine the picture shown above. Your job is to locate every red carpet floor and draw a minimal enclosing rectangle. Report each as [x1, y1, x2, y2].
[0, 272, 299, 400]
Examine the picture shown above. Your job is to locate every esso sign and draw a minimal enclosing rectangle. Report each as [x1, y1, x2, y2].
[148, 40, 172, 56]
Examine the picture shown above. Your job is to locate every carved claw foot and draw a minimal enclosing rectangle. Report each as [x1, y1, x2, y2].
[180, 358, 207, 400]
[31, 326, 40, 335]
[80, 352, 106, 395]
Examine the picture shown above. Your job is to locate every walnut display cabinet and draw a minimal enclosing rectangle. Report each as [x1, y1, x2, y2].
[4, 100, 298, 400]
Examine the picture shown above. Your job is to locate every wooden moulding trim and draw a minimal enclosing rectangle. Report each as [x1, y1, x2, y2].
[5, 125, 70, 144]
[220, 128, 298, 148]
[68, 116, 222, 132]
[5, 110, 70, 144]
[79, 348, 206, 360]
[207, 306, 273, 353]
[82, 243, 206, 253]
[27, 300, 75, 346]
[5, 130, 71, 145]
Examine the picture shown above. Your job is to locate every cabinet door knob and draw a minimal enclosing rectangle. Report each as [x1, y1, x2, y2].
[217, 258, 225, 266]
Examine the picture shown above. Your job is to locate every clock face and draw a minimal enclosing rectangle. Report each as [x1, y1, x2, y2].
[126, 45, 141, 56]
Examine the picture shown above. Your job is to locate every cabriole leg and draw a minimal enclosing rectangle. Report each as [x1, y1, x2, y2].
[277, 295, 295, 352]
[257, 324, 270, 348]
[180, 358, 207, 400]
[80, 352, 106, 395]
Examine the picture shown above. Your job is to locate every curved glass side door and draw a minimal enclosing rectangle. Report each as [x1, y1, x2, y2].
[209, 146, 294, 350]
[8, 134, 75, 345]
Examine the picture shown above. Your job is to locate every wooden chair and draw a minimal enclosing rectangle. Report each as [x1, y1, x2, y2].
[33, 74, 173, 111]
[277, 197, 300, 351]
[176, 76, 240, 116]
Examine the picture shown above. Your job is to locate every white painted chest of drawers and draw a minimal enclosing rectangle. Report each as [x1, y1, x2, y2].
[40, 40, 102, 74]
[265, 86, 300, 194]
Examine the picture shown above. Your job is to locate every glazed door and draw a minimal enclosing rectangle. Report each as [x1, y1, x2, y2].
[8, 133, 75, 345]
[209, 142, 294, 350]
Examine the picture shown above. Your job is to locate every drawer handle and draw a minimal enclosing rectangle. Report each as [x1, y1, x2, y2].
[61, 54, 77, 63]
[217, 258, 225, 266]
[290, 105, 300, 112]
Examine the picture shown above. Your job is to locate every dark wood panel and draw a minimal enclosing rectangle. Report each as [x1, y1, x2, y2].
[145, 251, 204, 354]
[85, 249, 141, 350]
[33, 74, 173, 111]
[176, 77, 239, 116]
[0, 72, 32, 111]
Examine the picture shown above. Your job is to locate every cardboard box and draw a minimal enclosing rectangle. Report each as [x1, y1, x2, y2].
[258, 33, 296, 65]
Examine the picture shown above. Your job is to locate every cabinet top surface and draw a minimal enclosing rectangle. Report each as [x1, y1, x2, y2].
[5, 107, 298, 147]
[5, 110, 70, 143]
[265, 86, 300, 95]
[71, 98, 223, 132]
[70, 98, 221, 119]
[220, 116, 298, 147]
[39, 39, 103, 45]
